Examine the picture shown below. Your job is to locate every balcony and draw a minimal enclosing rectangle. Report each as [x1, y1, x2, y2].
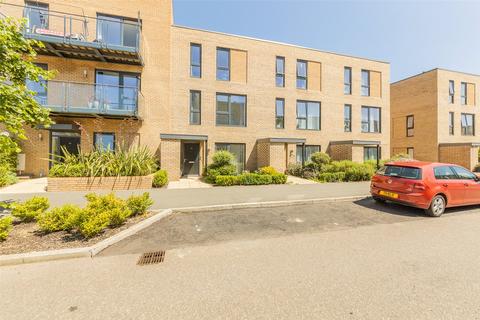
[29, 80, 143, 119]
[1, 3, 143, 65]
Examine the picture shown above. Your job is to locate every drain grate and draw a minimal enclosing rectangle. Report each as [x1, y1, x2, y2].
[137, 250, 165, 266]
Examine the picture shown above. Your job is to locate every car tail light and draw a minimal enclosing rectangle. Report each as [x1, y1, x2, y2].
[413, 183, 425, 191]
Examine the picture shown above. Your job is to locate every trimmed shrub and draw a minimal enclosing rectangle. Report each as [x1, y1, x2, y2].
[0, 165, 17, 188]
[316, 172, 346, 183]
[286, 163, 303, 177]
[211, 150, 236, 167]
[238, 173, 272, 185]
[311, 152, 331, 166]
[205, 150, 238, 183]
[11, 197, 50, 222]
[344, 165, 375, 182]
[127, 192, 153, 216]
[84, 193, 132, 225]
[152, 170, 168, 188]
[0, 216, 13, 241]
[271, 173, 288, 184]
[215, 172, 286, 186]
[37, 204, 83, 233]
[77, 211, 110, 238]
[258, 166, 278, 175]
[215, 175, 240, 186]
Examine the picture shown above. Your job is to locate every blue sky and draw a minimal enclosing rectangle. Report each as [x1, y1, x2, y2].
[173, 0, 480, 82]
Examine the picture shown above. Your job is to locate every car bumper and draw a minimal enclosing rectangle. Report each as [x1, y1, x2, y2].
[370, 186, 431, 209]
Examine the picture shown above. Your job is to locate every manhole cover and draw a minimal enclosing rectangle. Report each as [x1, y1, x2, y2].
[137, 250, 165, 266]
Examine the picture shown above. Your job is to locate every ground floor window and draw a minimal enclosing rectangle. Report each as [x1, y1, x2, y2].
[50, 131, 81, 163]
[215, 143, 246, 173]
[364, 146, 380, 161]
[296, 145, 321, 164]
[94, 132, 115, 151]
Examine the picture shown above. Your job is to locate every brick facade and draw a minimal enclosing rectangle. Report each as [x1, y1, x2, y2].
[47, 175, 153, 192]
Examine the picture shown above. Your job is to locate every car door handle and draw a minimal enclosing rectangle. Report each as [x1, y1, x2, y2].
[464, 183, 469, 187]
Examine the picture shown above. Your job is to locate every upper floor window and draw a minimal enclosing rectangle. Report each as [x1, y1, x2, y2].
[361, 106, 381, 133]
[361, 70, 370, 96]
[449, 80, 455, 104]
[449, 112, 454, 135]
[94, 132, 115, 152]
[344, 67, 352, 95]
[296, 60, 307, 89]
[190, 44, 201, 78]
[190, 90, 201, 125]
[275, 98, 285, 129]
[216, 48, 230, 81]
[25, 1, 49, 31]
[296, 100, 320, 130]
[97, 14, 139, 48]
[216, 93, 246, 126]
[276, 56, 285, 87]
[461, 82, 467, 105]
[95, 70, 140, 111]
[406, 115, 414, 137]
[461, 113, 474, 136]
[344, 104, 352, 132]
[26, 63, 48, 105]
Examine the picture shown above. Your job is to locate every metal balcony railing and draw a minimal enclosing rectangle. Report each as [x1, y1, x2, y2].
[29, 80, 143, 118]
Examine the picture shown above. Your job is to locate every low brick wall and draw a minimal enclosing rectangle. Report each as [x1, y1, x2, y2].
[47, 175, 153, 192]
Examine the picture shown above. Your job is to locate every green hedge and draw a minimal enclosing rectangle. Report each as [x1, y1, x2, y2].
[215, 172, 287, 186]
[316, 172, 346, 183]
[152, 169, 168, 187]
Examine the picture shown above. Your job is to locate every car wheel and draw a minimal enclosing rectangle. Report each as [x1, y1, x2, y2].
[372, 196, 386, 203]
[425, 195, 446, 217]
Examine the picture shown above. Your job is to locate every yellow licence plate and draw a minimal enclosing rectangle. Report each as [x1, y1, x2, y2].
[379, 190, 398, 199]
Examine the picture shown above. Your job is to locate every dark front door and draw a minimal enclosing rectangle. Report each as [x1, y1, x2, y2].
[51, 131, 81, 163]
[182, 143, 200, 176]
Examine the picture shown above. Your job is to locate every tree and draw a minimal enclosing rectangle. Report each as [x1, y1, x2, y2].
[0, 17, 54, 165]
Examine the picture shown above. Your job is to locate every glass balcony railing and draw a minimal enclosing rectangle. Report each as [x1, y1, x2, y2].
[28, 80, 143, 118]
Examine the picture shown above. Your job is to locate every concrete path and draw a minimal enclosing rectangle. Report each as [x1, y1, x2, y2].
[0, 178, 47, 194]
[286, 175, 316, 184]
[0, 182, 370, 209]
[2, 202, 480, 319]
[166, 177, 212, 189]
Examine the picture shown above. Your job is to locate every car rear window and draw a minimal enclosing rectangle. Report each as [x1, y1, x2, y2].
[379, 165, 422, 180]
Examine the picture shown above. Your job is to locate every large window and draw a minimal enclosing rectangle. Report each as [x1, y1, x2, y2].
[25, 1, 49, 31]
[296, 145, 320, 164]
[449, 112, 454, 135]
[344, 104, 352, 132]
[215, 143, 245, 173]
[216, 94, 246, 126]
[296, 100, 320, 130]
[461, 113, 475, 136]
[406, 115, 414, 137]
[361, 106, 381, 133]
[275, 98, 285, 129]
[364, 147, 380, 161]
[344, 67, 352, 95]
[361, 70, 370, 96]
[95, 70, 140, 111]
[216, 48, 230, 81]
[449, 80, 455, 104]
[461, 82, 467, 105]
[190, 43, 201, 78]
[296, 60, 307, 89]
[26, 63, 48, 105]
[276, 56, 285, 87]
[94, 133, 115, 151]
[190, 90, 201, 125]
[97, 14, 139, 48]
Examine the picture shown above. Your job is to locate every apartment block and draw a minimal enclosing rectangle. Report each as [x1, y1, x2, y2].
[391, 68, 479, 170]
[1, 0, 390, 180]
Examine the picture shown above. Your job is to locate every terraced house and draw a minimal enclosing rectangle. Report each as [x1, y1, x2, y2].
[391, 68, 480, 170]
[1, 0, 390, 181]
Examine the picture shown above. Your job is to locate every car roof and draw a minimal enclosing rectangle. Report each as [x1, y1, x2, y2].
[385, 161, 460, 168]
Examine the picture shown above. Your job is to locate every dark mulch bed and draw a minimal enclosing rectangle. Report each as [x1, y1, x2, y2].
[0, 212, 154, 255]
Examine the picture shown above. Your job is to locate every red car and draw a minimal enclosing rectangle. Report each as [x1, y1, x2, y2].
[370, 161, 480, 217]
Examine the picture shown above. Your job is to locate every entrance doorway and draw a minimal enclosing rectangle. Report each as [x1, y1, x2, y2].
[50, 131, 81, 163]
[182, 143, 200, 176]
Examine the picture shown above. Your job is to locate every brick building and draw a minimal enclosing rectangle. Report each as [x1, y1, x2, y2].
[391, 68, 480, 170]
[1, 0, 390, 180]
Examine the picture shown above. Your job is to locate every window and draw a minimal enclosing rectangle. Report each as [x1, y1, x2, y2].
[361, 70, 370, 96]
[25, 1, 49, 30]
[275, 98, 285, 129]
[449, 112, 454, 135]
[190, 90, 201, 125]
[344, 67, 352, 95]
[452, 166, 477, 180]
[276, 56, 285, 87]
[434, 166, 457, 180]
[216, 48, 230, 81]
[449, 80, 455, 104]
[407, 147, 414, 159]
[216, 94, 246, 126]
[94, 133, 115, 151]
[296, 145, 320, 164]
[95, 70, 140, 111]
[380, 165, 421, 180]
[26, 63, 48, 105]
[97, 14, 139, 48]
[461, 82, 467, 105]
[461, 113, 474, 136]
[406, 115, 414, 137]
[215, 143, 245, 173]
[344, 104, 352, 132]
[361, 106, 381, 133]
[190, 44, 201, 78]
[364, 146, 380, 161]
[296, 100, 320, 130]
[296, 60, 307, 89]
